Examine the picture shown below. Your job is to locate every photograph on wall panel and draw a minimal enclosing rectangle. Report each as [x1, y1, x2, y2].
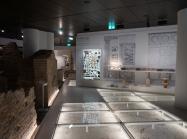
[82, 49, 101, 80]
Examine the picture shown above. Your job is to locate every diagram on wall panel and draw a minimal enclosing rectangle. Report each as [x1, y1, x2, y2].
[82, 49, 101, 80]
[103, 34, 136, 80]
[120, 43, 136, 66]
[148, 32, 177, 69]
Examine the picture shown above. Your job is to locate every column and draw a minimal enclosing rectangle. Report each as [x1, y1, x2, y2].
[175, 8, 187, 109]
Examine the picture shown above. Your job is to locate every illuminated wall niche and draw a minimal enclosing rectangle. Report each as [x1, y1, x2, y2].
[82, 49, 101, 80]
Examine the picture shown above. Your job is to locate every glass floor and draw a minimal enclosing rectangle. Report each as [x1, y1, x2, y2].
[140, 96, 175, 101]
[68, 80, 76, 86]
[103, 96, 145, 102]
[57, 111, 118, 124]
[114, 110, 177, 123]
[126, 122, 187, 139]
[61, 102, 109, 111]
[96, 89, 120, 92]
[53, 124, 130, 139]
[98, 91, 133, 97]
[52, 88, 187, 139]
[108, 102, 158, 110]
[135, 92, 164, 96]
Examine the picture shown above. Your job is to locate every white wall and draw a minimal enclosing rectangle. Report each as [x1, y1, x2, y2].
[23, 29, 54, 58]
[76, 25, 177, 88]
[0, 37, 23, 47]
[175, 8, 187, 109]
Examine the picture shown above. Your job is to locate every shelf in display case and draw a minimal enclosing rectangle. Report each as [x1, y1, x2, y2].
[109, 66, 175, 73]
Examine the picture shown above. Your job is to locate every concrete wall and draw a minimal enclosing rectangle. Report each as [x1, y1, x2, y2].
[0, 37, 23, 47]
[76, 25, 177, 89]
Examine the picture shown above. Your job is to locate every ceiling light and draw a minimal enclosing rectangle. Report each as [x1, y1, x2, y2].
[1, 29, 5, 33]
[67, 43, 71, 47]
[68, 36, 74, 41]
[21, 35, 24, 38]
[58, 28, 63, 35]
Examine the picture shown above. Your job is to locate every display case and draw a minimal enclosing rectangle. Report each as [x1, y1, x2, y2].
[106, 66, 175, 89]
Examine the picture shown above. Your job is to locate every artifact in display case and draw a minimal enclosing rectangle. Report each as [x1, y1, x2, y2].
[161, 78, 169, 88]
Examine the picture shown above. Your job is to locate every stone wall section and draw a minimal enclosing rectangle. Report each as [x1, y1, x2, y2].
[0, 87, 37, 139]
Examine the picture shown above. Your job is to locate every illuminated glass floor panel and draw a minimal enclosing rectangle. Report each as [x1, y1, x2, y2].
[115, 110, 175, 123]
[97, 89, 118, 92]
[135, 92, 162, 96]
[108, 102, 158, 110]
[141, 96, 175, 101]
[103, 96, 145, 102]
[58, 111, 118, 124]
[99, 91, 133, 97]
[126, 122, 187, 139]
[61, 103, 109, 111]
[68, 80, 76, 86]
[52, 124, 130, 139]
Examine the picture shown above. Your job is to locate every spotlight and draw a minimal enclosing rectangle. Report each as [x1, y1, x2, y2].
[67, 43, 71, 47]
[58, 28, 63, 35]
[1, 29, 5, 33]
[21, 35, 24, 38]
[68, 36, 74, 41]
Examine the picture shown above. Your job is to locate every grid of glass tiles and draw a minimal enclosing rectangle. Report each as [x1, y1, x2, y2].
[52, 90, 187, 139]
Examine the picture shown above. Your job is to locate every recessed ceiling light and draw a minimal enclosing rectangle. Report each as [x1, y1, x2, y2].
[58, 28, 63, 35]
[67, 43, 71, 47]
[68, 36, 74, 41]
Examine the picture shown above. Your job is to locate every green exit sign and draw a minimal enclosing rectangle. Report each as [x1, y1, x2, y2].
[108, 21, 116, 30]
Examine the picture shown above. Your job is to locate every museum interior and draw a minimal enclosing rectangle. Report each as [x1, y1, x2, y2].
[1, 0, 187, 139]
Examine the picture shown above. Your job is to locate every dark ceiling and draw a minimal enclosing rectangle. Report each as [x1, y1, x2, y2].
[0, 0, 187, 44]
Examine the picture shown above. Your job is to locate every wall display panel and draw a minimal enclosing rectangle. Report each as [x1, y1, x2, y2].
[77, 36, 90, 46]
[148, 32, 177, 69]
[82, 49, 101, 80]
[76, 25, 177, 92]
[103, 35, 136, 80]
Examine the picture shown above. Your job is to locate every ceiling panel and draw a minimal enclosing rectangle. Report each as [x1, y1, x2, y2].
[111, 7, 140, 23]
[0, 0, 186, 43]
[96, 0, 124, 9]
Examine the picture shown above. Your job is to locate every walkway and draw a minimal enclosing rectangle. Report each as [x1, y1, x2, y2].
[35, 80, 187, 139]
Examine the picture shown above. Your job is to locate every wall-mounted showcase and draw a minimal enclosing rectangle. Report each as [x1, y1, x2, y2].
[76, 25, 177, 93]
